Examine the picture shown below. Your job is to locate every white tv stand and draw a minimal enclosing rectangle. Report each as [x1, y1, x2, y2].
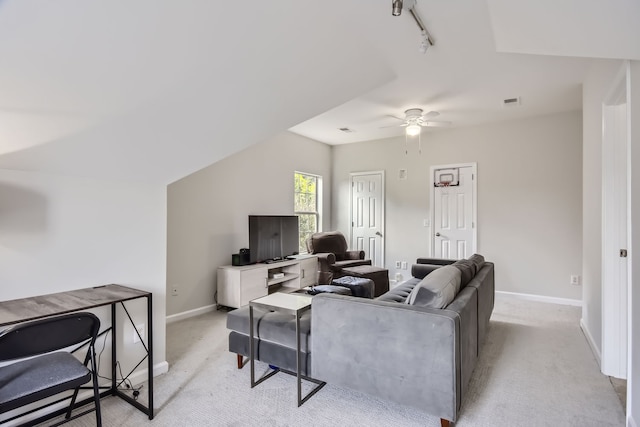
[217, 255, 318, 309]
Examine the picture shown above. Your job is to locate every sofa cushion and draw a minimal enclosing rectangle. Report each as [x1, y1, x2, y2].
[406, 265, 461, 308]
[452, 259, 476, 288]
[376, 278, 419, 303]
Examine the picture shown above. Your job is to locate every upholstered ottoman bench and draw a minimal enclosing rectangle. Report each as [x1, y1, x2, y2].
[227, 305, 312, 375]
[338, 265, 389, 297]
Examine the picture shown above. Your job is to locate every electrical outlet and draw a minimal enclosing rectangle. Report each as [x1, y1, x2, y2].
[401, 261, 408, 270]
[133, 324, 145, 343]
[171, 286, 179, 296]
[570, 275, 581, 286]
[395, 261, 401, 269]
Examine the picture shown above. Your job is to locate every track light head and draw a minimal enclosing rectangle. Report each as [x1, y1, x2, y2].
[392, 0, 403, 16]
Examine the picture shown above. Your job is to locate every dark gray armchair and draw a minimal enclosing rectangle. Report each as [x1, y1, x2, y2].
[306, 231, 371, 284]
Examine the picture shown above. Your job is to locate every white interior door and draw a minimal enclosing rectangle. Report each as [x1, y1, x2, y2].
[350, 171, 384, 267]
[431, 164, 477, 259]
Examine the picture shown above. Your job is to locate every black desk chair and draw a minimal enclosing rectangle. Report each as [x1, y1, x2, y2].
[0, 312, 102, 426]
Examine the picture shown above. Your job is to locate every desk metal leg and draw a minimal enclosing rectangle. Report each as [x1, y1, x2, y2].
[111, 303, 117, 397]
[110, 297, 154, 419]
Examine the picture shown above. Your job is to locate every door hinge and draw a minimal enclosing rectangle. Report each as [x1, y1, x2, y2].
[620, 249, 628, 258]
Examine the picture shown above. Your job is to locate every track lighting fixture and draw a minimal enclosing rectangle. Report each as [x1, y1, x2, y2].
[392, 0, 403, 16]
[392, 0, 435, 53]
[418, 30, 430, 54]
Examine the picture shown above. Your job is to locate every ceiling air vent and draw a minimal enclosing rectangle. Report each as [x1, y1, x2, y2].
[338, 127, 355, 133]
[502, 97, 521, 107]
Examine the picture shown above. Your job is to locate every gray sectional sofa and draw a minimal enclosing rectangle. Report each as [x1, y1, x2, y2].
[312, 255, 494, 425]
[227, 255, 494, 426]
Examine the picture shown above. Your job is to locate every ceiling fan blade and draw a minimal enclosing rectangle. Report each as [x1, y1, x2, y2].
[385, 114, 405, 121]
[423, 120, 452, 127]
[423, 110, 440, 119]
[379, 123, 408, 129]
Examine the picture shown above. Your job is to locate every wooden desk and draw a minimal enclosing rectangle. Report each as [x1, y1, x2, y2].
[0, 284, 154, 423]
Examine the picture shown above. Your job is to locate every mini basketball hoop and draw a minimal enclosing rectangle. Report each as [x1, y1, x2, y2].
[434, 169, 459, 188]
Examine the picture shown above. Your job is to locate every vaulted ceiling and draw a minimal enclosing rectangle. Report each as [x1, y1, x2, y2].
[0, 0, 638, 184]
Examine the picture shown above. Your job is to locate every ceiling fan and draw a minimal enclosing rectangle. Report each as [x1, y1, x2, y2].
[385, 108, 452, 136]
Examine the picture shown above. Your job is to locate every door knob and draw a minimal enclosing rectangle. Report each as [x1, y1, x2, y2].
[376, 231, 382, 237]
[435, 233, 441, 237]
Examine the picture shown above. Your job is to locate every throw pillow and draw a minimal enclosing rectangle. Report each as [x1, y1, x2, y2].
[405, 265, 461, 308]
[467, 254, 485, 272]
[452, 259, 475, 288]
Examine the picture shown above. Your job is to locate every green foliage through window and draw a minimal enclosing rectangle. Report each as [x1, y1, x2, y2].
[295, 172, 320, 253]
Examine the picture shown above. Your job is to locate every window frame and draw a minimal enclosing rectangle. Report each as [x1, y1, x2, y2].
[294, 171, 322, 254]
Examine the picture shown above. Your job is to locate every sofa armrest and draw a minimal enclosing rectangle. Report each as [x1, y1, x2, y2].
[311, 294, 460, 421]
[315, 252, 336, 266]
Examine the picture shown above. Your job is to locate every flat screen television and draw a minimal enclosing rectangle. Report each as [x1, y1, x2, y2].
[248, 215, 299, 264]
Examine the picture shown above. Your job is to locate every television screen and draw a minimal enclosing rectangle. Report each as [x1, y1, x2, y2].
[248, 215, 299, 264]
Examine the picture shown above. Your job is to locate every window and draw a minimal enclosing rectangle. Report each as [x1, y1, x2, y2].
[294, 172, 321, 253]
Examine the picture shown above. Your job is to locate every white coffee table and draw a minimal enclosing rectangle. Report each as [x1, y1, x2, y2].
[249, 292, 325, 406]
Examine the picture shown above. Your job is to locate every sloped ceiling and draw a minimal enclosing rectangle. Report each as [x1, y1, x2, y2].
[290, 0, 639, 145]
[1, 0, 638, 184]
[0, 0, 394, 184]
[487, 0, 640, 59]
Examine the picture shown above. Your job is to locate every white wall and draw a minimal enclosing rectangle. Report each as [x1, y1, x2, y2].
[0, 169, 167, 385]
[332, 111, 583, 300]
[166, 132, 332, 316]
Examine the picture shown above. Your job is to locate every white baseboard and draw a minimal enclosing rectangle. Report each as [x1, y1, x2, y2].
[629, 414, 637, 427]
[166, 304, 217, 324]
[127, 361, 170, 386]
[580, 318, 602, 366]
[495, 291, 582, 307]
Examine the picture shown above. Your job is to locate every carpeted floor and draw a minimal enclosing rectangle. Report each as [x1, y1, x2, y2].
[55, 294, 625, 426]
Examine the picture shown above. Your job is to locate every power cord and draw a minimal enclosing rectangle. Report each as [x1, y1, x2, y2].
[96, 329, 144, 400]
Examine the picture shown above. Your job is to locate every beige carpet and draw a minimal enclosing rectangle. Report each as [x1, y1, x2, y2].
[55, 294, 625, 426]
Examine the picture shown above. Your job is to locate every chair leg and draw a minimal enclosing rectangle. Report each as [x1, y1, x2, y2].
[65, 386, 81, 419]
[237, 354, 244, 369]
[66, 352, 92, 419]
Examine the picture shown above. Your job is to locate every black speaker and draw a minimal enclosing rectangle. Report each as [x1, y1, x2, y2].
[232, 249, 250, 266]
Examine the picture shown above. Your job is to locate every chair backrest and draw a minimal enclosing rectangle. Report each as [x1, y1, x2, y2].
[306, 231, 348, 255]
[0, 312, 100, 361]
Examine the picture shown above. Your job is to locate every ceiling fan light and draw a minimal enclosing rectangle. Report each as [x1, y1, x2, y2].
[406, 124, 421, 136]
